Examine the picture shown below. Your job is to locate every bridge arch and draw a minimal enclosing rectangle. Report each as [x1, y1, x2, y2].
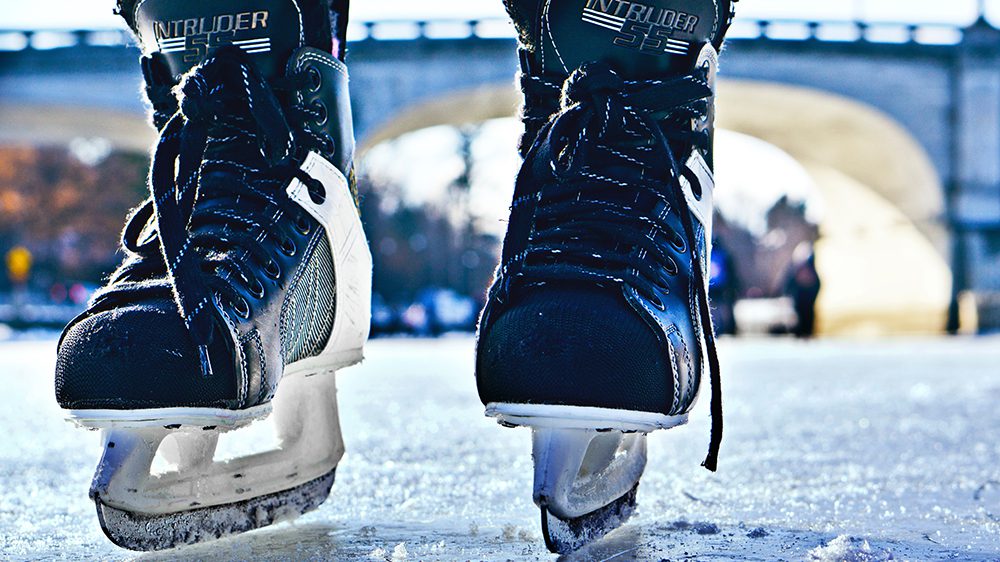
[716, 80, 947, 255]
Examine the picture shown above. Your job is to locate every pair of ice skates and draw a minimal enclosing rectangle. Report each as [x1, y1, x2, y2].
[54, 0, 734, 553]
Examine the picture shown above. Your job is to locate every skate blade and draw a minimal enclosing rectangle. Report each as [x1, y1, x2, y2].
[95, 468, 336, 551]
[532, 427, 647, 518]
[486, 405, 676, 554]
[88, 368, 344, 550]
[541, 484, 638, 554]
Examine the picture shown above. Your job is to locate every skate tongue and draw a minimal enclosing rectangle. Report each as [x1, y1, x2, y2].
[528, 0, 724, 79]
[132, 0, 312, 81]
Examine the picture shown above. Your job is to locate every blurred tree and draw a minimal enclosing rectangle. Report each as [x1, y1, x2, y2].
[358, 169, 499, 308]
[0, 145, 148, 292]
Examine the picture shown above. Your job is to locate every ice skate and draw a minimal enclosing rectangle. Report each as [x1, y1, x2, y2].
[477, 0, 736, 553]
[53, 0, 371, 550]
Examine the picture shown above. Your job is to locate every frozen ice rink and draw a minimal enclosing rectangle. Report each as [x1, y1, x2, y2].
[2, 334, 1000, 561]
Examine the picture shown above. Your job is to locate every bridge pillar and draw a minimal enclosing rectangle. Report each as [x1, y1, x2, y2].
[954, 19, 1000, 331]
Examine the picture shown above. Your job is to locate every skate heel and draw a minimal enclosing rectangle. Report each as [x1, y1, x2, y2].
[89, 371, 344, 551]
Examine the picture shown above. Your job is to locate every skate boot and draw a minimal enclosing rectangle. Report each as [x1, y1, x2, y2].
[53, 0, 371, 550]
[476, 0, 736, 553]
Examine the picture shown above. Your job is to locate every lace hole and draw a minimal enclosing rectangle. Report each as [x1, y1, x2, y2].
[306, 179, 326, 206]
[249, 278, 265, 300]
[232, 296, 251, 319]
[691, 181, 703, 201]
[280, 238, 297, 257]
[311, 101, 328, 126]
[307, 67, 322, 92]
[671, 235, 687, 253]
[295, 215, 313, 236]
[264, 259, 281, 280]
[665, 257, 679, 276]
[321, 134, 335, 154]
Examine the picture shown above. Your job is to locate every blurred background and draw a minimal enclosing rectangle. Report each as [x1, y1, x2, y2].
[2, 0, 1000, 340]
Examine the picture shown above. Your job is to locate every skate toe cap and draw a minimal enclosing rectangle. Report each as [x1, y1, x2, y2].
[54, 301, 238, 410]
[476, 286, 676, 414]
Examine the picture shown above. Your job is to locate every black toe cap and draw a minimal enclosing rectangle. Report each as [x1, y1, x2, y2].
[55, 301, 238, 410]
[476, 286, 675, 414]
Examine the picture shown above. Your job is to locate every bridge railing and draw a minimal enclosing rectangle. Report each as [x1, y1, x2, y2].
[0, 18, 969, 53]
[0, 28, 132, 51]
[728, 18, 963, 46]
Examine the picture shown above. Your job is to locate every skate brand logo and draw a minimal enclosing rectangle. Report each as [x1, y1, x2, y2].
[153, 11, 272, 63]
[580, 0, 696, 56]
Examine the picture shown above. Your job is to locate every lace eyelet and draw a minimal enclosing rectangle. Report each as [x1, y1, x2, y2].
[249, 278, 265, 300]
[311, 101, 328, 127]
[232, 295, 251, 319]
[306, 178, 327, 206]
[323, 135, 336, 155]
[670, 234, 687, 254]
[307, 67, 322, 92]
[264, 259, 281, 280]
[295, 215, 313, 236]
[280, 238, 297, 257]
[665, 257, 680, 276]
[649, 294, 666, 311]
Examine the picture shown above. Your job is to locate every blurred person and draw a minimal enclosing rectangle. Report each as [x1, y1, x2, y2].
[52, 0, 736, 554]
[709, 239, 740, 335]
[785, 242, 821, 338]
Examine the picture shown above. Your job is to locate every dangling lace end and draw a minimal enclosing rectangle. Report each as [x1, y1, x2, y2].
[197, 345, 214, 379]
[701, 427, 721, 472]
[700, 334, 724, 473]
[693, 245, 723, 473]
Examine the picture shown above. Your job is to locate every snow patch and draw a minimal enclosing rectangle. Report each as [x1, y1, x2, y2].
[747, 527, 769, 539]
[807, 535, 893, 562]
[367, 542, 408, 561]
[501, 523, 532, 541]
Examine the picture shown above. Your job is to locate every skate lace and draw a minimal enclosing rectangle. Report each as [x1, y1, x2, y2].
[513, 62, 723, 471]
[89, 46, 330, 378]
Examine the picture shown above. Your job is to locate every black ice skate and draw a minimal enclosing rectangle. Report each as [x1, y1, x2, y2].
[476, 0, 736, 553]
[53, 0, 371, 550]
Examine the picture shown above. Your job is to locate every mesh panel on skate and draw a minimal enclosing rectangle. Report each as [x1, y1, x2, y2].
[476, 286, 677, 415]
[279, 233, 336, 365]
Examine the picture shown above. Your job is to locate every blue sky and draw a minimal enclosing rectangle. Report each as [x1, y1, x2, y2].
[0, 1, 992, 29]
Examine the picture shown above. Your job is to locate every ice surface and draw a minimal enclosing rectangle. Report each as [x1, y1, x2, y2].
[2, 335, 1000, 560]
